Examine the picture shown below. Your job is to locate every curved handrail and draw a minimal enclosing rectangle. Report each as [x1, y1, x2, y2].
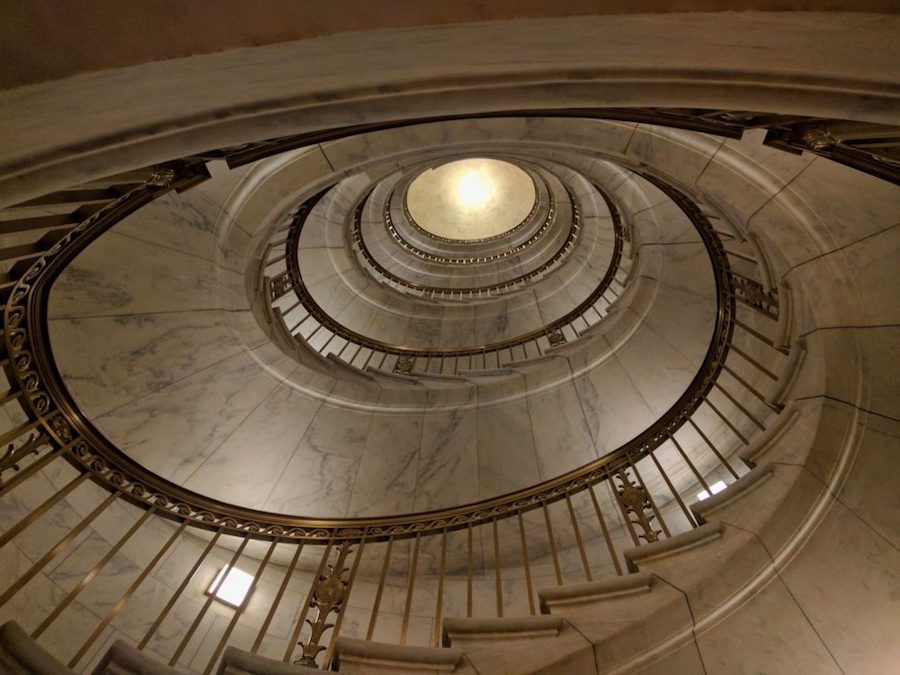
[1, 153, 738, 544]
[348, 182, 577, 297]
[270, 181, 627, 373]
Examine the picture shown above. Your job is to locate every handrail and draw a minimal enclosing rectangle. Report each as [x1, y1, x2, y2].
[268, 181, 626, 374]
[382, 182, 551, 265]
[0, 154, 748, 545]
[0, 113, 812, 671]
[350, 182, 576, 297]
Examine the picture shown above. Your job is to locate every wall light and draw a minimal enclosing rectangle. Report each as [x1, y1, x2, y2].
[696, 480, 728, 502]
[207, 566, 254, 608]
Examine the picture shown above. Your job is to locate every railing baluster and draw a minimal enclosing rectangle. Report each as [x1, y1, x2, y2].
[541, 502, 563, 586]
[466, 523, 473, 618]
[0, 472, 89, 549]
[516, 511, 536, 615]
[70, 519, 187, 668]
[285, 541, 333, 662]
[324, 537, 367, 668]
[0, 490, 119, 609]
[565, 494, 592, 581]
[400, 533, 420, 645]
[492, 518, 503, 617]
[713, 382, 767, 431]
[722, 363, 781, 413]
[203, 539, 278, 675]
[730, 343, 778, 380]
[0, 444, 64, 500]
[687, 418, 740, 479]
[648, 448, 698, 529]
[251, 542, 303, 654]
[432, 529, 448, 646]
[628, 457, 671, 538]
[705, 398, 749, 444]
[169, 534, 251, 666]
[588, 485, 622, 575]
[139, 528, 223, 649]
[33, 506, 156, 638]
[669, 434, 712, 494]
[366, 537, 393, 640]
[735, 318, 787, 353]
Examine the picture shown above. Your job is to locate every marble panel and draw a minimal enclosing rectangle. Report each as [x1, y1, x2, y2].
[836, 410, 900, 549]
[613, 326, 698, 418]
[49, 232, 223, 318]
[414, 408, 479, 511]
[785, 327, 852, 405]
[0, 545, 67, 633]
[476, 397, 541, 499]
[778, 497, 900, 674]
[527, 381, 598, 481]
[226, 148, 335, 241]
[641, 284, 716, 369]
[94, 351, 281, 487]
[37, 596, 107, 667]
[572, 351, 657, 455]
[110, 191, 219, 266]
[803, 223, 900, 327]
[788, 156, 900, 250]
[747, 192, 830, 273]
[472, 301, 512, 345]
[626, 124, 725, 186]
[297, 243, 354, 283]
[633, 524, 774, 623]
[48, 310, 246, 418]
[293, 401, 373, 460]
[347, 412, 422, 517]
[183, 385, 323, 510]
[697, 130, 815, 221]
[633, 199, 702, 246]
[448, 618, 595, 675]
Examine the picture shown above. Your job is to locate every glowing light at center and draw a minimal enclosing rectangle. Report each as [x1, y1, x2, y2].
[456, 170, 493, 206]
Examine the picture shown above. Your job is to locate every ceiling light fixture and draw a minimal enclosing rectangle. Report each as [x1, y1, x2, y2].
[207, 566, 254, 608]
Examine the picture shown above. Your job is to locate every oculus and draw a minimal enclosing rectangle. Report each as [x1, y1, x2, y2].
[406, 158, 535, 241]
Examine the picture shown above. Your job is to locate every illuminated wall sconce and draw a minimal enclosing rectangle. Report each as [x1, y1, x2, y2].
[207, 566, 254, 608]
[696, 480, 728, 502]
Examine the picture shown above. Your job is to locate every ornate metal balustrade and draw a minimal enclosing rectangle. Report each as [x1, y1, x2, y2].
[383, 185, 552, 266]
[266, 181, 630, 375]
[0, 111, 818, 671]
[351, 183, 577, 299]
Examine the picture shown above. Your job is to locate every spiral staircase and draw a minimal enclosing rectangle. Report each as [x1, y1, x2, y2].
[0, 6, 898, 675]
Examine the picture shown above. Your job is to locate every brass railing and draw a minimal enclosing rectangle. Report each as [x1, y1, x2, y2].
[0, 112, 822, 671]
[382, 183, 551, 265]
[267, 181, 629, 375]
[352, 183, 574, 298]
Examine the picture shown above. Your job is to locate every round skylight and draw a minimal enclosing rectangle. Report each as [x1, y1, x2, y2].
[406, 158, 536, 241]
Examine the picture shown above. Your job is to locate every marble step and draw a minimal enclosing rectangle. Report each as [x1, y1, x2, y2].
[440, 616, 595, 675]
[333, 638, 474, 674]
[93, 640, 186, 674]
[537, 573, 701, 674]
[623, 520, 772, 630]
[218, 646, 320, 674]
[0, 620, 74, 675]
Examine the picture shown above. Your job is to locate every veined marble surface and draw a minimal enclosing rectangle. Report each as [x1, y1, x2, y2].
[41, 116, 795, 522]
